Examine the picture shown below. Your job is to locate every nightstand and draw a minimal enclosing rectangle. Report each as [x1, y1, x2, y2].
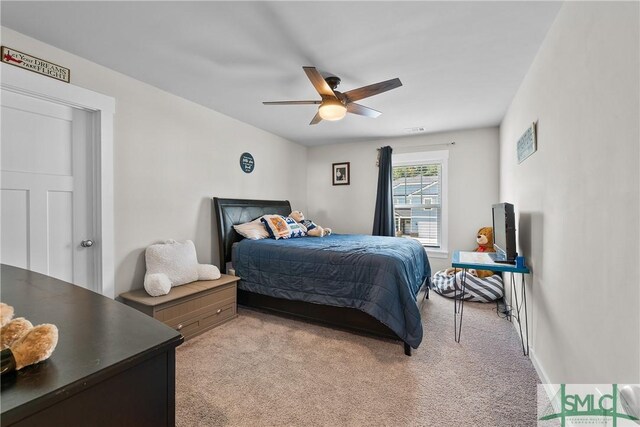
[120, 274, 240, 340]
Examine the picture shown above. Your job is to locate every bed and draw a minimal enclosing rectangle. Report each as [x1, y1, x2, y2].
[213, 197, 431, 355]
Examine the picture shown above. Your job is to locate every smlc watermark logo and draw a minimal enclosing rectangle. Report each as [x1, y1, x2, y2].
[538, 384, 640, 426]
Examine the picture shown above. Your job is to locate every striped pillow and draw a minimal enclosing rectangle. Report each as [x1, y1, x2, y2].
[260, 215, 307, 239]
[431, 270, 504, 302]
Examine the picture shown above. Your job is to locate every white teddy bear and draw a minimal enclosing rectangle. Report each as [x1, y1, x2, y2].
[144, 240, 221, 296]
[289, 211, 332, 237]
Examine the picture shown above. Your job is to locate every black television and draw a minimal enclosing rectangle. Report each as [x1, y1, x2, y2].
[492, 202, 517, 264]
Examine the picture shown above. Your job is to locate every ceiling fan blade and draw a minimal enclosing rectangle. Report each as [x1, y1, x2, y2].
[303, 66, 338, 99]
[344, 78, 402, 102]
[347, 103, 382, 118]
[309, 111, 323, 125]
[263, 100, 321, 105]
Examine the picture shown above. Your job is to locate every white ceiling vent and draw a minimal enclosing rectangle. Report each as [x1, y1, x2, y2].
[404, 126, 427, 134]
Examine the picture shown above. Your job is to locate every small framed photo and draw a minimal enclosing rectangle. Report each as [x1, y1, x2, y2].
[332, 162, 350, 186]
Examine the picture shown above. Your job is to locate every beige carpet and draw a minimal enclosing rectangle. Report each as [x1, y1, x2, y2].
[176, 292, 539, 426]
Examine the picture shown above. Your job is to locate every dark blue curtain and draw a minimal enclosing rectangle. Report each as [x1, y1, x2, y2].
[372, 146, 394, 236]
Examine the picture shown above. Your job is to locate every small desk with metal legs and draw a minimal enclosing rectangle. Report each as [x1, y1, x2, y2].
[451, 250, 531, 356]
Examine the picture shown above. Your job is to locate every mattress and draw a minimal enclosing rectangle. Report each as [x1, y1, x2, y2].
[232, 234, 430, 348]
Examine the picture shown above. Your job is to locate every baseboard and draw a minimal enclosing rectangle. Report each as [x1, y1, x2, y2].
[529, 343, 584, 426]
[529, 348, 566, 425]
[506, 315, 560, 417]
[529, 347, 550, 384]
[503, 295, 546, 384]
[530, 347, 557, 401]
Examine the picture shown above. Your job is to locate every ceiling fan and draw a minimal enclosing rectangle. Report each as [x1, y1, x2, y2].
[263, 66, 402, 125]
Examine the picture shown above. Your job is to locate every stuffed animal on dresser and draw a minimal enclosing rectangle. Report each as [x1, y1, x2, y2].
[289, 211, 332, 237]
[0, 302, 59, 375]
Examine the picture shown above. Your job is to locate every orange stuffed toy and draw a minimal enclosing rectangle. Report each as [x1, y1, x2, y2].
[444, 227, 497, 278]
[475, 227, 494, 252]
[473, 227, 496, 278]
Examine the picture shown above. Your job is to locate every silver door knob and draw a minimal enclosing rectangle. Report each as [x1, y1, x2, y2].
[81, 240, 94, 248]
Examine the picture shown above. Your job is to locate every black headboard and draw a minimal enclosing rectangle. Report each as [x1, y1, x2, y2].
[213, 197, 292, 273]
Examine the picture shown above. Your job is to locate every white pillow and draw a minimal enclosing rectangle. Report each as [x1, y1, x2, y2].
[145, 240, 199, 287]
[233, 218, 269, 240]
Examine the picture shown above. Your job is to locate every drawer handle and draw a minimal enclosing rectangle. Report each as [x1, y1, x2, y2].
[216, 309, 222, 314]
[176, 323, 183, 331]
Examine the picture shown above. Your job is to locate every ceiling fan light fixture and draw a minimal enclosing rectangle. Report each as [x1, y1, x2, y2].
[263, 67, 402, 125]
[318, 99, 347, 121]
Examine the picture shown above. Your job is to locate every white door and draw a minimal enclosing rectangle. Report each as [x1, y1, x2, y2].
[1, 89, 98, 290]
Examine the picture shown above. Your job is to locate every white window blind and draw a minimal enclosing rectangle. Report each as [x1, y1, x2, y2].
[392, 163, 442, 247]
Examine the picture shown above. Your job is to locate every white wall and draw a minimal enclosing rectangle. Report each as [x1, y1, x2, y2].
[306, 127, 500, 273]
[499, 2, 639, 383]
[1, 28, 308, 295]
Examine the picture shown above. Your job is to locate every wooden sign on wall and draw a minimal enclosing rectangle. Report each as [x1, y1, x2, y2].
[1, 46, 70, 83]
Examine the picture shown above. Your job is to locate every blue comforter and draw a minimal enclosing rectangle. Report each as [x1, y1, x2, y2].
[232, 234, 431, 348]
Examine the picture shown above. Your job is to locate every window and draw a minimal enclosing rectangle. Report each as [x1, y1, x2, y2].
[392, 150, 448, 256]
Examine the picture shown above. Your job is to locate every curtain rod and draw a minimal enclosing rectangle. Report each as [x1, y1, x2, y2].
[376, 142, 455, 166]
[377, 141, 456, 151]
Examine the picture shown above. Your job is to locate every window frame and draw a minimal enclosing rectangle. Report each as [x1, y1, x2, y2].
[392, 150, 449, 259]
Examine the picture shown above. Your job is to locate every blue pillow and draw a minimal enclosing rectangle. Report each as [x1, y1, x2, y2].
[260, 215, 307, 239]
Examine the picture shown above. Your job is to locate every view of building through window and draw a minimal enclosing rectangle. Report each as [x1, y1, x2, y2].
[392, 163, 441, 247]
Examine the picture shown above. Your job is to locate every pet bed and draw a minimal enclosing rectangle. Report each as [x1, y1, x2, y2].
[432, 270, 503, 302]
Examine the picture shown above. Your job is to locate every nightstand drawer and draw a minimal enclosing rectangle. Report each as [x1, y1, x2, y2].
[169, 302, 236, 339]
[201, 302, 236, 328]
[156, 287, 235, 323]
[174, 317, 200, 337]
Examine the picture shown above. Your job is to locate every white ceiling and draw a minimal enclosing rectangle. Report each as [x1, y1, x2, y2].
[1, 1, 561, 146]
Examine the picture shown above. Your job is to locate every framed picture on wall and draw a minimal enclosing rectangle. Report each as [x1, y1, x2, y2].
[332, 162, 350, 185]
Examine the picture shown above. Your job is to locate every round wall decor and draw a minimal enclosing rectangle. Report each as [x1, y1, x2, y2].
[240, 152, 255, 173]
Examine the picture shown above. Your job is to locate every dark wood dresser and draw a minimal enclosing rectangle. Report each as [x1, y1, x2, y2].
[0, 265, 183, 427]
